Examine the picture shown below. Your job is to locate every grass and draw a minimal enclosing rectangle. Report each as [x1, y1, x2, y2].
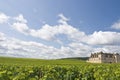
[0, 56, 86, 66]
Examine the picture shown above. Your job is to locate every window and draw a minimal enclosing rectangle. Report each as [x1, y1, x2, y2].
[105, 54, 108, 57]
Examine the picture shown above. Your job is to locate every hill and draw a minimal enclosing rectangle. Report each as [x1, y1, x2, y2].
[0, 56, 86, 66]
[60, 57, 89, 60]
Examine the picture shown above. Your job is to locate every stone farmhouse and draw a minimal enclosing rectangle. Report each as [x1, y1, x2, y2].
[87, 51, 120, 63]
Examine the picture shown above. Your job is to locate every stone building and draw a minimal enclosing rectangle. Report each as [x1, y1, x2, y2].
[87, 51, 120, 63]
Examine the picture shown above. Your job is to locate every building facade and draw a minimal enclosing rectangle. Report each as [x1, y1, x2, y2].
[87, 51, 120, 63]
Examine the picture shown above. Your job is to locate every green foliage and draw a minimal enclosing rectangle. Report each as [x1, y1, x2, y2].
[0, 57, 120, 80]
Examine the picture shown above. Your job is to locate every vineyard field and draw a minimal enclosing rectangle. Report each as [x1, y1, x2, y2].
[0, 57, 120, 80]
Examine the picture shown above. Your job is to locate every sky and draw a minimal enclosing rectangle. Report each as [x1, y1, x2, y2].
[0, 0, 120, 59]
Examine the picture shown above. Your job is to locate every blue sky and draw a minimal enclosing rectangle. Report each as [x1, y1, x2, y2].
[0, 0, 120, 59]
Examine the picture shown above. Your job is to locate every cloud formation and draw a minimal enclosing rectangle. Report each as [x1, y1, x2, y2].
[11, 13, 85, 41]
[84, 31, 120, 45]
[0, 32, 6, 41]
[111, 20, 120, 30]
[0, 32, 91, 59]
[0, 13, 120, 59]
[14, 14, 27, 23]
[12, 22, 29, 34]
[58, 13, 69, 25]
[10, 13, 120, 46]
[0, 13, 9, 24]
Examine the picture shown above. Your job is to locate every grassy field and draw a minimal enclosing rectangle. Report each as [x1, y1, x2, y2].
[0, 56, 86, 66]
[0, 57, 120, 80]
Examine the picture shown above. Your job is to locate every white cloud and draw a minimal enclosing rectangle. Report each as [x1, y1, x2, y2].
[10, 14, 120, 46]
[10, 14, 29, 35]
[12, 22, 29, 34]
[14, 14, 27, 23]
[69, 42, 93, 56]
[84, 31, 120, 45]
[69, 42, 92, 50]
[0, 13, 120, 59]
[104, 46, 120, 53]
[93, 45, 120, 53]
[29, 24, 57, 40]
[111, 20, 120, 30]
[0, 34, 56, 58]
[0, 13, 9, 24]
[58, 13, 69, 25]
[0, 32, 6, 41]
[28, 24, 85, 41]
[11, 14, 120, 47]
[0, 32, 90, 59]
[11, 14, 85, 42]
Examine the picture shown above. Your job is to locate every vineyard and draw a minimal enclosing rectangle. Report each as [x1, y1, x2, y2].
[0, 57, 120, 80]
